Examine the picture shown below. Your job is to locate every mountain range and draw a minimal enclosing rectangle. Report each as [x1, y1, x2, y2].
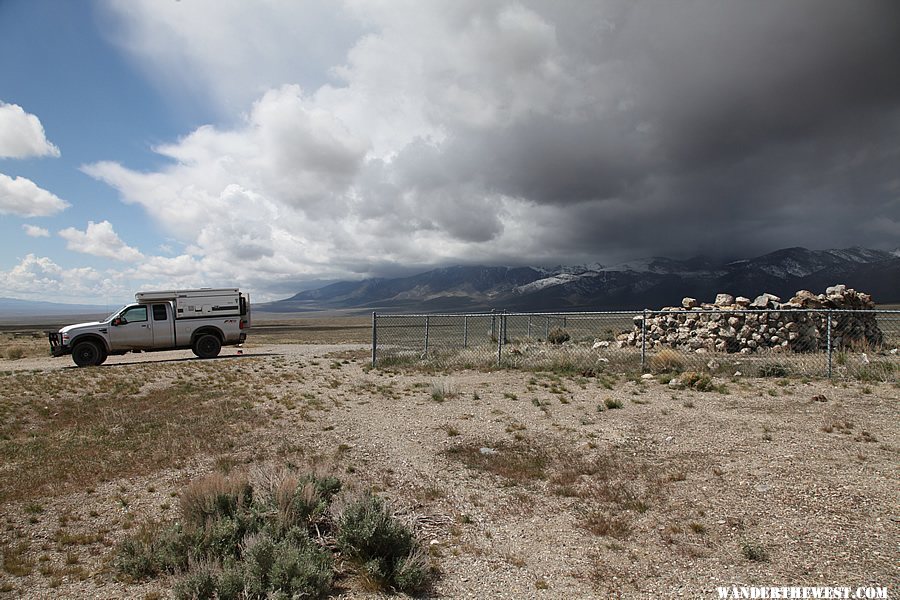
[264, 247, 900, 313]
[0, 297, 110, 319]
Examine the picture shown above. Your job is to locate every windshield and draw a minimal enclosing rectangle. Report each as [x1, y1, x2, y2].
[105, 305, 128, 322]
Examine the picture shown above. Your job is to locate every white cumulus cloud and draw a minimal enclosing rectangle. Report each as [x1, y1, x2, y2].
[59, 220, 144, 262]
[0, 173, 70, 217]
[22, 224, 50, 237]
[0, 253, 125, 303]
[0, 102, 61, 159]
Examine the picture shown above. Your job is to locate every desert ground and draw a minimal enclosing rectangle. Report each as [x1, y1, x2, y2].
[0, 317, 897, 599]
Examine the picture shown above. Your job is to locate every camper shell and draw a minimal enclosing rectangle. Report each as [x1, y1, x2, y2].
[135, 288, 246, 318]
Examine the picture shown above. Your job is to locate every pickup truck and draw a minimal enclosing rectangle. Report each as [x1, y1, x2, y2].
[48, 288, 251, 367]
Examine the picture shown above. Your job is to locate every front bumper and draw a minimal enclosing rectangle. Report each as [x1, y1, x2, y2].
[48, 332, 71, 357]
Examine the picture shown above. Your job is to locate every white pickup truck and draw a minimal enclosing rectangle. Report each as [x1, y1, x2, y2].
[48, 288, 251, 367]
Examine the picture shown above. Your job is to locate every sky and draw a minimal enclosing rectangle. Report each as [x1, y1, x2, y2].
[1, 0, 899, 305]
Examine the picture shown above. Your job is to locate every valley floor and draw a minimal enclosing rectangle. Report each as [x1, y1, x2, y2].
[0, 342, 897, 598]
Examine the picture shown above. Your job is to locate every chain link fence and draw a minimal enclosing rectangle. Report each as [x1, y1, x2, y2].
[371, 309, 900, 381]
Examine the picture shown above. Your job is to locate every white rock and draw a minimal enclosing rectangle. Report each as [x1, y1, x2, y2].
[715, 293, 735, 306]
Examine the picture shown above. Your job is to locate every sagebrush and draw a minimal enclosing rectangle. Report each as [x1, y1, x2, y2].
[116, 470, 430, 597]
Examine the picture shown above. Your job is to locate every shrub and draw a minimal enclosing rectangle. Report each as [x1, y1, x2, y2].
[117, 470, 425, 598]
[173, 562, 217, 600]
[678, 371, 713, 392]
[4, 347, 25, 360]
[269, 473, 341, 535]
[757, 363, 789, 378]
[215, 560, 245, 600]
[179, 473, 253, 530]
[604, 398, 623, 410]
[196, 515, 246, 560]
[741, 541, 769, 562]
[268, 534, 333, 599]
[336, 492, 429, 593]
[392, 548, 430, 592]
[241, 532, 277, 597]
[115, 522, 194, 579]
[583, 510, 632, 539]
[547, 328, 570, 345]
[648, 348, 684, 373]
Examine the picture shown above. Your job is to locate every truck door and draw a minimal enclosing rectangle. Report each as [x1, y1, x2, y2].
[108, 305, 153, 350]
[150, 303, 175, 348]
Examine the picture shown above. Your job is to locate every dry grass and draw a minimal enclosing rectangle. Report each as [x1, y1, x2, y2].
[445, 436, 669, 541]
[0, 332, 48, 360]
[445, 439, 551, 483]
[648, 348, 684, 373]
[0, 363, 262, 502]
[179, 472, 253, 529]
[244, 315, 371, 345]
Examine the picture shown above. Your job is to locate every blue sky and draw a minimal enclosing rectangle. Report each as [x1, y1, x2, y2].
[0, 3, 160, 254]
[1, 1, 898, 304]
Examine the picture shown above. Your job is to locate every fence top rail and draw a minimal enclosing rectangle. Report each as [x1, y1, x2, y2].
[373, 311, 642, 319]
[375, 308, 900, 319]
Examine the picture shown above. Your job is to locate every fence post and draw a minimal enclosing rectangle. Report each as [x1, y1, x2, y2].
[826, 311, 833, 379]
[640, 309, 648, 372]
[546, 316, 550, 340]
[491, 310, 496, 341]
[527, 315, 532, 339]
[463, 315, 468, 348]
[371, 311, 377, 367]
[497, 313, 504, 367]
[424, 315, 429, 358]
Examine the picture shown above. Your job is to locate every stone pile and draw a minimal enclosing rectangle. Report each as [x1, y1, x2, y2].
[619, 285, 883, 354]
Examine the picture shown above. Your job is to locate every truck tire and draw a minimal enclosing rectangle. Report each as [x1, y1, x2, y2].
[72, 340, 104, 367]
[193, 334, 221, 359]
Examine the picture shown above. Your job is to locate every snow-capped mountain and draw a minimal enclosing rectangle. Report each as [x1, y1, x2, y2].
[262, 247, 900, 313]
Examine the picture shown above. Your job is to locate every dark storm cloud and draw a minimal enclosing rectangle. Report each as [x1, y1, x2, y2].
[92, 0, 900, 296]
[387, 0, 900, 261]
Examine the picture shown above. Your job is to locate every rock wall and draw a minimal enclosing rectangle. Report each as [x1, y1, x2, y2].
[619, 285, 883, 354]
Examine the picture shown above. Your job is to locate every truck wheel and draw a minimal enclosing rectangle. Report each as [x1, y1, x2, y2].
[193, 334, 221, 359]
[72, 341, 103, 367]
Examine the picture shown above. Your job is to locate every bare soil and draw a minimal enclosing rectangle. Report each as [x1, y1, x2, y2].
[0, 330, 897, 599]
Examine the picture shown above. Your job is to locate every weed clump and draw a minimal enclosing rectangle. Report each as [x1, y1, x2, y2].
[648, 349, 684, 373]
[4, 347, 25, 360]
[757, 363, 789, 378]
[740, 541, 769, 562]
[674, 371, 714, 392]
[547, 328, 570, 345]
[603, 398, 624, 410]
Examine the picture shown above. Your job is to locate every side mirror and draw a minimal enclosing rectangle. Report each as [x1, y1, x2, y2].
[112, 318, 123, 326]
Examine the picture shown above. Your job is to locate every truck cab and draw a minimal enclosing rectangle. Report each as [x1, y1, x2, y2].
[108, 302, 176, 350]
